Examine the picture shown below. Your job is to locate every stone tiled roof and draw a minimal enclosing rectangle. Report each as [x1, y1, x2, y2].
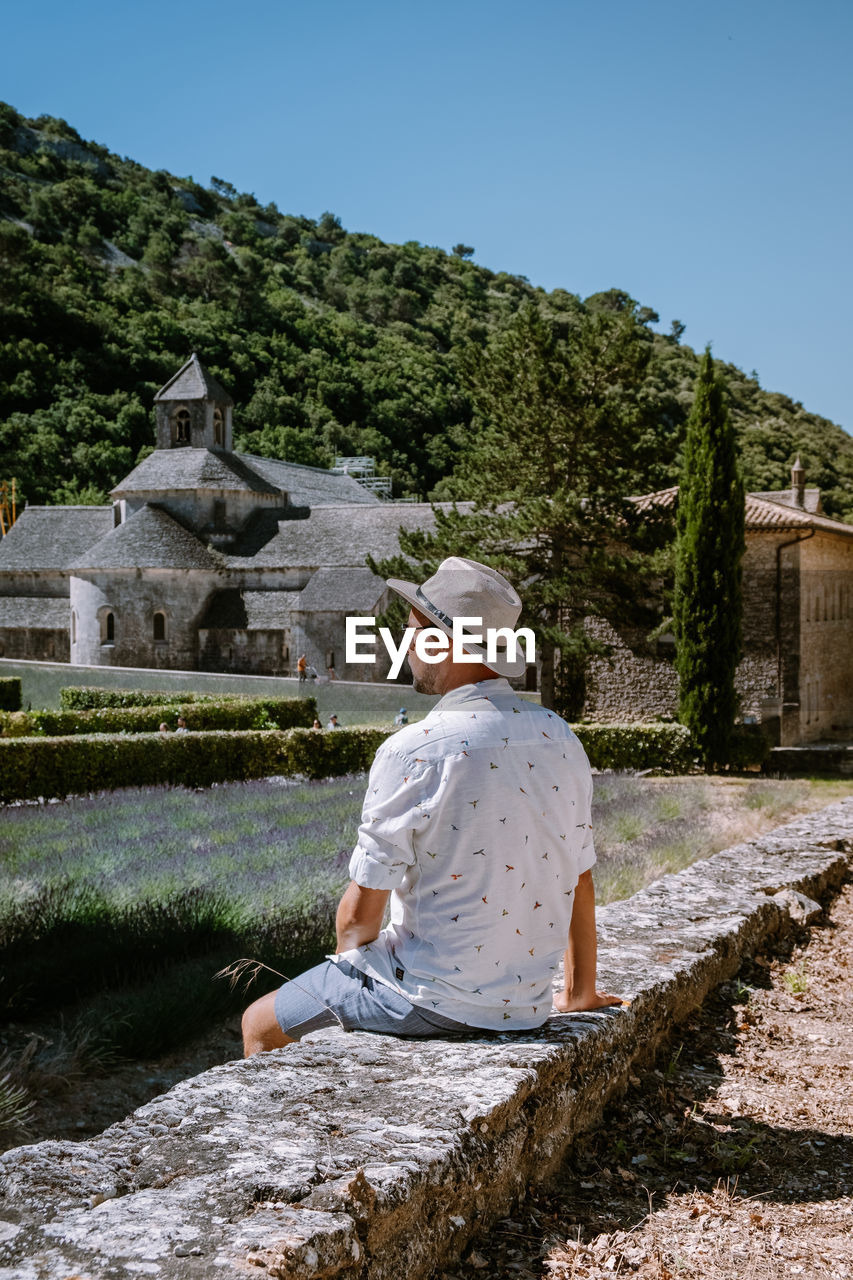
[239, 454, 381, 506]
[154, 354, 233, 405]
[751, 488, 822, 514]
[70, 505, 222, 570]
[630, 486, 853, 537]
[296, 567, 387, 612]
[112, 449, 282, 497]
[227, 503, 465, 569]
[198, 589, 302, 630]
[0, 506, 114, 570]
[0, 596, 69, 628]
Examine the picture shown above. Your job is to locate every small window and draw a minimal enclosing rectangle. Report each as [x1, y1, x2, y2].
[213, 500, 227, 530]
[282, 643, 290, 663]
[213, 407, 224, 447]
[153, 611, 167, 642]
[101, 611, 115, 645]
[326, 650, 335, 670]
[71, 610, 77, 645]
[174, 407, 191, 444]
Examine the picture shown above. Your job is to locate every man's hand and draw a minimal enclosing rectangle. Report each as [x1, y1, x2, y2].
[552, 988, 623, 1013]
[556, 869, 623, 1013]
[335, 881, 390, 952]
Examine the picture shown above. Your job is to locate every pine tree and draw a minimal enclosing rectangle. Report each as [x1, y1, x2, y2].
[674, 349, 745, 769]
[370, 298, 661, 713]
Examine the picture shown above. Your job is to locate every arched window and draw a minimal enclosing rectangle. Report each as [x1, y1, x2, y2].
[153, 611, 167, 642]
[101, 611, 115, 645]
[174, 407, 191, 444]
[213, 407, 224, 447]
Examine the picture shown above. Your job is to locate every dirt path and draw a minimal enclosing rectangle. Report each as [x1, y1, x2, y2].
[444, 878, 853, 1280]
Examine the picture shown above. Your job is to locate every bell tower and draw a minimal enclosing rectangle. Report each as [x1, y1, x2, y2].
[153, 354, 234, 452]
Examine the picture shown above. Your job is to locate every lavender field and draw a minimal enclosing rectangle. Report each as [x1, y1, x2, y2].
[1, 771, 845, 1061]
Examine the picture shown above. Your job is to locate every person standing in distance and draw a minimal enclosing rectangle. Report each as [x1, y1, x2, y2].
[242, 558, 619, 1053]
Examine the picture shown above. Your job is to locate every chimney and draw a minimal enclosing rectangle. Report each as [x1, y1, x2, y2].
[791, 455, 805, 508]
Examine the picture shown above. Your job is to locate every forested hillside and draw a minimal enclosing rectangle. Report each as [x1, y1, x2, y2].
[1, 100, 851, 517]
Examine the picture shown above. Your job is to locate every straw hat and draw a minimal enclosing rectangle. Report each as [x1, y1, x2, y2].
[386, 556, 528, 678]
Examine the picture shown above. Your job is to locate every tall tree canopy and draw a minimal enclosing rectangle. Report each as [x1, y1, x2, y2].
[673, 349, 746, 769]
[371, 298, 665, 713]
[1, 100, 851, 519]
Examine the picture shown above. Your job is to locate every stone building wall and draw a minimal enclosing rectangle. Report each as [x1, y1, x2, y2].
[289, 611, 395, 684]
[583, 530, 811, 734]
[155, 398, 233, 451]
[0, 626, 68, 661]
[122, 489, 282, 536]
[0, 569, 70, 598]
[584, 619, 679, 722]
[798, 533, 853, 742]
[70, 570, 223, 671]
[198, 627, 291, 676]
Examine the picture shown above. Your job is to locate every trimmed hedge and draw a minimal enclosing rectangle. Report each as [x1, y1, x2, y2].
[60, 686, 226, 710]
[0, 677, 22, 712]
[572, 722, 695, 772]
[1, 696, 317, 737]
[0, 726, 391, 803]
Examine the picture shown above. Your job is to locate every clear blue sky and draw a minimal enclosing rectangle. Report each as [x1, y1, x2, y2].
[3, 0, 851, 432]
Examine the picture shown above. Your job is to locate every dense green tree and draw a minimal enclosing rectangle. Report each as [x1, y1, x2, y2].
[673, 349, 745, 770]
[0, 100, 850, 518]
[371, 299, 662, 713]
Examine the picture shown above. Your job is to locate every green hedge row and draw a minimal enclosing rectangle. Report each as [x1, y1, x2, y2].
[60, 686, 226, 710]
[0, 696, 317, 738]
[572, 722, 695, 772]
[0, 677, 21, 712]
[0, 726, 391, 803]
[571, 721, 768, 771]
[0, 717, 768, 801]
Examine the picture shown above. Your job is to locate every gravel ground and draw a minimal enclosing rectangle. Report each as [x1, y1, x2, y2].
[440, 877, 853, 1280]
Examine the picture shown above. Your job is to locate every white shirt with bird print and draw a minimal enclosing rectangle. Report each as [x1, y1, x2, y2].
[333, 678, 596, 1030]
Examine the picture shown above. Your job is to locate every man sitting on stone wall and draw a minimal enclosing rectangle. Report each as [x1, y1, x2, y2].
[242, 558, 619, 1053]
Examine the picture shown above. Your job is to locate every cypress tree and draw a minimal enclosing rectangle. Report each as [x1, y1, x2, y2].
[673, 349, 745, 769]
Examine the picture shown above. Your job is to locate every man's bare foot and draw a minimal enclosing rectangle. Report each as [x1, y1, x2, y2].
[552, 990, 624, 1013]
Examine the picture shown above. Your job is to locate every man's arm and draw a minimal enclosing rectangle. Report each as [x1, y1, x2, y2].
[552, 869, 621, 1013]
[335, 881, 390, 952]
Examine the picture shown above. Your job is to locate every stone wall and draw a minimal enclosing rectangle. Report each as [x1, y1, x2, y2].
[198, 626, 291, 676]
[0, 570, 70, 598]
[0, 626, 68, 662]
[584, 618, 678, 722]
[798, 534, 853, 742]
[3, 799, 851, 1280]
[70, 570, 225, 671]
[122, 489, 282, 538]
[581, 530, 853, 744]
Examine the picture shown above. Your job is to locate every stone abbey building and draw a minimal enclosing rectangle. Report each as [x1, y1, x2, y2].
[0, 356, 446, 683]
[1, 359, 851, 744]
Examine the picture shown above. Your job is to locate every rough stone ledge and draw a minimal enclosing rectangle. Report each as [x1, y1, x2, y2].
[2, 798, 851, 1280]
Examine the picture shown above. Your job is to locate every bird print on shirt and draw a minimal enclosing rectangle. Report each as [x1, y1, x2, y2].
[352, 683, 592, 1030]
